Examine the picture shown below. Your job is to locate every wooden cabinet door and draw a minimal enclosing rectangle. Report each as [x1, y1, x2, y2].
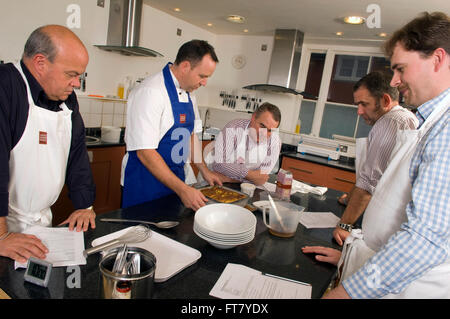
[281, 156, 356, 193]
[325, 166, 356, 193]
[51, 146, 125, 226]
[89, 146, 125, 214]
[281, 156, 326, 186]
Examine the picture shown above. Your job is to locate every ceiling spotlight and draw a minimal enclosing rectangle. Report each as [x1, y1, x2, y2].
[243, 29, 249, 33]
[378, 32, 387, 37]
[343, 16, 365, 25]
[336, 31, 344, 36]
[226, 15, 246, 24]
[174, 8, 181, 12]
[207, 23, 213, 27]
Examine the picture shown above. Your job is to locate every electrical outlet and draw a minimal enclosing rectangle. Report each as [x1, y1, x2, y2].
[97, 0, 105, 8]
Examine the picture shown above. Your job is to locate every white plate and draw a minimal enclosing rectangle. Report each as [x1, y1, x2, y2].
[252, 200, 271, 211]
[194, 222, 255, 239]
[194, 203, 256, 235]
[194, 224, 255, 243]
[194, 228, 254, 249]
[91, 227, 201, 282]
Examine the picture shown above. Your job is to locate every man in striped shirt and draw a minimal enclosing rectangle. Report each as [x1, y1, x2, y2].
[211, 103, 281, 185]
[320, 11, 450, 298]
[333, 71, 418, 245]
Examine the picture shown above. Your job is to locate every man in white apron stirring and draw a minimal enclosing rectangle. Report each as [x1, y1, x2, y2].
[332, 72, 418, 245]
[209, 103, 282, 186]
[122, 40, 222, 211]
[305, 12, 450, 298]
[0, 25, 96, 263]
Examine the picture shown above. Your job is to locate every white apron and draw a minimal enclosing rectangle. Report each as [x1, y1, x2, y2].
[235, 126, 268, 171]
[197, 126, 268, 183]
[6, 63, 72, 233]
[354, 137, 368, 180]
[337, 94, 450, 298]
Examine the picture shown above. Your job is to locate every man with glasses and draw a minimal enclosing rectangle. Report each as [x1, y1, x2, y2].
[0, 25, 96, 263]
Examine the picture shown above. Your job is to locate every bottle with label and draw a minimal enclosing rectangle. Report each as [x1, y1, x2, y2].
[275, 169, 293, 201]
[117, 83, 125, 99]
[112, 280, 131, 299]
[295, 119, 301, 134]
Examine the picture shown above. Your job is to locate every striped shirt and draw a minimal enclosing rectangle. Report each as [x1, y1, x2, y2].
[356, 105, 418, 194]
[211, 119, 281, 181]
[343, 88, 450, 298]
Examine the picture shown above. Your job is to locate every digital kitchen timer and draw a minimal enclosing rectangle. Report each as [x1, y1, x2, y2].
[24, 257, 52, 287]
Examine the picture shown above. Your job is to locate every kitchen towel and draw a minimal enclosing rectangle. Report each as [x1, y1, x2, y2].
[257, 180, 327, 196]
[291, 180, 328, 196]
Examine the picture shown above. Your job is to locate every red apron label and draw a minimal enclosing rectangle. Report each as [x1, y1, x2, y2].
[180, 113, 186, 124]
[39, 131, 47, 145]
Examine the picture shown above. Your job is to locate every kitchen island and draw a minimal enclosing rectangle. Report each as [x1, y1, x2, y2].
[0, 182, 345, 300]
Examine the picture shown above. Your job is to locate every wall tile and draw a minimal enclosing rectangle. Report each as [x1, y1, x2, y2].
[114, 102, 125, 115]
[90, 100, 103, 114]
[89, 114, 102, 127]
[102, 114, 113, 126]
[113, 114, 124, 127]
[103, 102, 114, 114]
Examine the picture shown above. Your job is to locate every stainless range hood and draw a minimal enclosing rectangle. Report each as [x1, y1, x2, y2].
[95, 0, 163, 57]
[243, 29, 315, 98]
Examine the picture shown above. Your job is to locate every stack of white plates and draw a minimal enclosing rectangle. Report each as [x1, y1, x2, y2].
[194, 203, 257, 249]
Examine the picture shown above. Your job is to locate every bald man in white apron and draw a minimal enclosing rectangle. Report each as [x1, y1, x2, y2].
[0, 25, 96, 264]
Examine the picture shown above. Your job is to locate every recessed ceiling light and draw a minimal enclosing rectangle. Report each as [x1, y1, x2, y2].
[207, 23, 213, 27]
[343, 16, 365, 25]
[226, 15, 246, 24]
[174, 8, 181, 12]
[336, 31, 344, 36]
[243, 29, 249, 33]
[378, 32, 387, 37]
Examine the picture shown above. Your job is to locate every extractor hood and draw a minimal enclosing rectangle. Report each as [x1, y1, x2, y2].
[94, 0, 163, 57]
[243, 29, 315, 98]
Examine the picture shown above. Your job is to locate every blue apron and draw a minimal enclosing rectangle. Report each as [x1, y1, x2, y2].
[122, 63, 195, 208]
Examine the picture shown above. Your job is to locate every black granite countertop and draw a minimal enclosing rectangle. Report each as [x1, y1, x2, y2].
[86, 140, 125, 148]
[0, 179, 347, 301]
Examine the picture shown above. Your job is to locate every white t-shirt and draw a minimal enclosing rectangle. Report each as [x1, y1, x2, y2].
[125, 68, 202, 151]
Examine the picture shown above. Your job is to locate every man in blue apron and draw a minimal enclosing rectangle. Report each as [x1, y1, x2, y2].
[123, 40, 222, 210]
[0, 25, 96, 263]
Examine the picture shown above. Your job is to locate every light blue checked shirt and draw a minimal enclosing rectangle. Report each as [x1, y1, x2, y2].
[343, 87, 450, 298]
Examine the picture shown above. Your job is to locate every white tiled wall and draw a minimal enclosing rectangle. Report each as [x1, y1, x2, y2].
[78, 97, 127, 128]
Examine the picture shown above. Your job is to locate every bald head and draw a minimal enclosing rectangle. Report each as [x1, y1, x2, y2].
[22, 25, 89, 101]
[23, 24, 87, 63]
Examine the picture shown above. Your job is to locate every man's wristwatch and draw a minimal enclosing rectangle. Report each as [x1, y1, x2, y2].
[338, 222, 353, 232]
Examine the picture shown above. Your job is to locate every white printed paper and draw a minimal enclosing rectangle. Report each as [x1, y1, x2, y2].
[210, 263, 312, 299]
[15, 225, 86, 269]
[299, 212, 340, 228]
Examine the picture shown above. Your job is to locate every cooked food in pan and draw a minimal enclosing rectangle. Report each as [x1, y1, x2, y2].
[200, 186, 247, 203]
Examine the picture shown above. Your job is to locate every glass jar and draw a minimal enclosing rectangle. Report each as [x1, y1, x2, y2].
[275, 169, 293, 201]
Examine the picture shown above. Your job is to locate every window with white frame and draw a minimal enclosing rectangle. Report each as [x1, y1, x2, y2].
[298, 49, 392, 139]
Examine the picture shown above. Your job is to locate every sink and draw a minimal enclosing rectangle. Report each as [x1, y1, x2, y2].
[85, 136, 100, 145]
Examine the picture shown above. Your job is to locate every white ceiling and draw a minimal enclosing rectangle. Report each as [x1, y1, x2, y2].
[144, 0, 449, 42]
